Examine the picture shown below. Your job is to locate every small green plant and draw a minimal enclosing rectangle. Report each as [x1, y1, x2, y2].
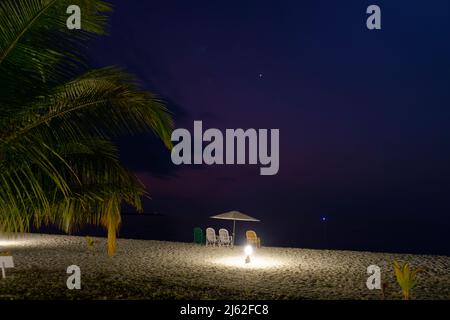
[86, 236, 96, 251]
[0, 251, 11, 256]
[393, 260, 424, 300]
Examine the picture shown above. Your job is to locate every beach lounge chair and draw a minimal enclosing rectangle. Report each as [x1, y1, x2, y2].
[206, 227, 218, 246]
[218, 228, 233, 247]
[246, 230, 261, 248]
[193, 227, 204, 245]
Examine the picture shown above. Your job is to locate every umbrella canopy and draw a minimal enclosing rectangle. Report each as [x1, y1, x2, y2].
[210, 211, 260, 222]
[210, 211, 260, 245]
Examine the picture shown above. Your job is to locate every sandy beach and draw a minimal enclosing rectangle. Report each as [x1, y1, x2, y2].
[0, 234, 449, 300]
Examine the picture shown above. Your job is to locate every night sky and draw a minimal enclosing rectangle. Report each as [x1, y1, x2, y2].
[86, 0, 450, 255]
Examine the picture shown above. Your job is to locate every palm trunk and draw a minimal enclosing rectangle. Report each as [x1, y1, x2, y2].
[107, 219, 117, 257]
[102, 197, 121, 257]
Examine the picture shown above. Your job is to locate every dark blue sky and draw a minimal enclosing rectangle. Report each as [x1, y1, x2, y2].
[89, 0, 450, 254]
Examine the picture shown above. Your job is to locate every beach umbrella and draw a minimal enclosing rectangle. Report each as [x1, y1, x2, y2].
[210, 211, 260, 246]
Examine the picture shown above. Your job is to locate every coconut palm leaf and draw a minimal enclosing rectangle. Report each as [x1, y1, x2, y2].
[0, 0, 111, 103]
[0, 0, 174, 256]
[2, 67, 173, 147]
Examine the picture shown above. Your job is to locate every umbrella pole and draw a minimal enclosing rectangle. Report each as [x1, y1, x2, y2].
[232, 220, 236, 247]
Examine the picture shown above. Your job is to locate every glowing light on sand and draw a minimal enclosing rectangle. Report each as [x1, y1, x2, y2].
[0, 235, 37, 247]
[0, 240, 23, 247]
[244, 245, 253, 264]
[213, 255, 284, 269]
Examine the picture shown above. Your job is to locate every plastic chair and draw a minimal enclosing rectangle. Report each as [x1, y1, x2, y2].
[206, 227, 218, 246]
[193, 227, 204, 244]
[218, 228, 233, 247]
[246, 230, 261, 248]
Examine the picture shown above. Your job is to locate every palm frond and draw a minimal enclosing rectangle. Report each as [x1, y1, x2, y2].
[0, 0, 174, 256]
[0, 0, 111, 108]
[1, 67, 174, 148]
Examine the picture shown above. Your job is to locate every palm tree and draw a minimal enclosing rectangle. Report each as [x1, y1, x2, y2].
[0, 0, 173, 256]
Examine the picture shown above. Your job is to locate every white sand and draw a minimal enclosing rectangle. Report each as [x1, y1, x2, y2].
[0, 234, 449, 299]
